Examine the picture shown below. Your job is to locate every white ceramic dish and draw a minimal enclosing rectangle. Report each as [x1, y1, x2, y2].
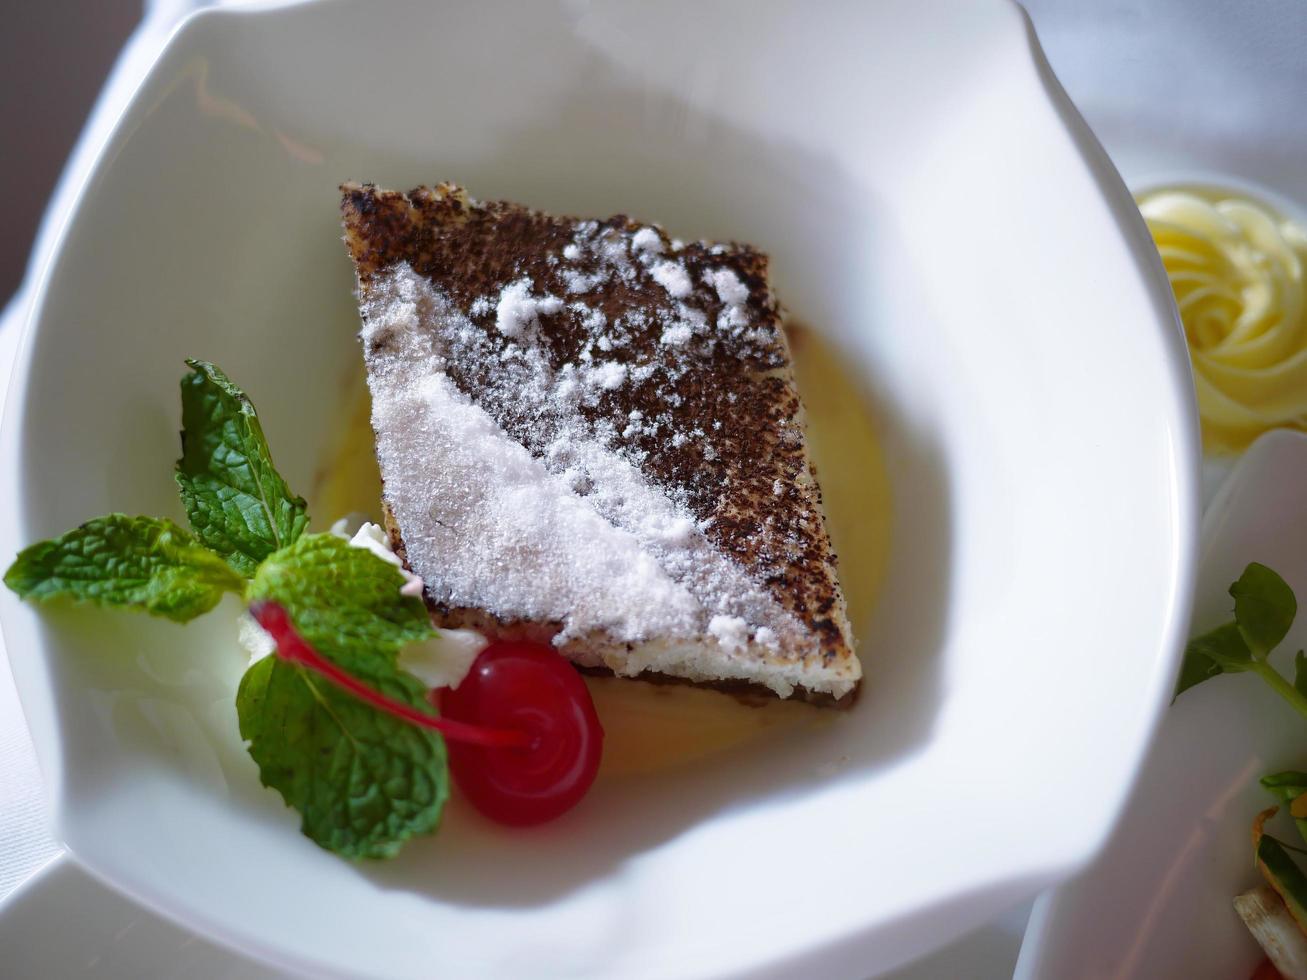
[0, 854, 1027, 980]
[1016, 430, 1307, 979]
[1011, 11, 1307, 969]
[0, 1, 1198, 976]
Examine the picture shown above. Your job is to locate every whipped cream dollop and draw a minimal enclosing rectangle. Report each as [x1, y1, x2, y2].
[1139, 187, 1307, 449]
[238, 518, 485, 689]
[330, 518, 425, 598]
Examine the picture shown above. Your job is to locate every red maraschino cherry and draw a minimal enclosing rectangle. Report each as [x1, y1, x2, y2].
[250, 602, 603, 826]
[440, 640, 604, 826]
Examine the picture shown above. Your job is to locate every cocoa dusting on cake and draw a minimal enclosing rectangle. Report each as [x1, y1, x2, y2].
[341, 182, 858, 702]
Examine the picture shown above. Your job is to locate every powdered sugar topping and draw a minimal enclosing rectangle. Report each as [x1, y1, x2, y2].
[360, 264, 809, 676]
[587, 361, 627, 391]
[708, 268, 749, 307]
[494, 279, 562, 338]
[631, 227, 664, 254]
[651, 261, 692, 298]
[708, 615, 749, 654]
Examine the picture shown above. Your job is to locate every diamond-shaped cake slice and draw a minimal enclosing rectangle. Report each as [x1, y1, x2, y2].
[340, 182, 859, 703]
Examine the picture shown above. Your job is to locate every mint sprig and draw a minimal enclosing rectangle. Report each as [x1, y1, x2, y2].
[3, 361, 446, 860]
[238, 532, 447, 854]
[176, 359, 308, 575]
[248, 534, 436, 671]
[238, 645, 447, 859]
[3, 515, 243, 622]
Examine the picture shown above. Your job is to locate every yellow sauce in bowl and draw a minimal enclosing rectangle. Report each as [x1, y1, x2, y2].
[1138, 185, 1307, 451]
[313, 323, 892, 779]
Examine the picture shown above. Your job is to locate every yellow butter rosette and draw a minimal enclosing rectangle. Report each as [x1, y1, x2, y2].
[1139, 188, 1307, 451]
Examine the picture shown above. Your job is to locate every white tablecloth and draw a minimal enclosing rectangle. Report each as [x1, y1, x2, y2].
[1, 0, 1304, 973]
[0, 320, 49, 897]
[0, 0, 235, 903]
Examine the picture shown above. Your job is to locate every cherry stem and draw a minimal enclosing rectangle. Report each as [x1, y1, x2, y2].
[249, 601, 532, 750]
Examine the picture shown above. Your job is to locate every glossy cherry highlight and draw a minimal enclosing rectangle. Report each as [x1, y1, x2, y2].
[249, 603, 603, 826]
[441, 640, 604, 827]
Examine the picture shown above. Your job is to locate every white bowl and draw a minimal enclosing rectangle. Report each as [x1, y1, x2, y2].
[0, 1, 1199, 976]
[1016, 431, 1307, 979]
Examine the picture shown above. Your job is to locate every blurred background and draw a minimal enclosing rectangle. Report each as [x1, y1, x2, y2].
[1, 1, 137, 305]
[6, 0, 1304, 317]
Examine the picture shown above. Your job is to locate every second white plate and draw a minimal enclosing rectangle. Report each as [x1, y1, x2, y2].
[1018, 431, 1307, 978]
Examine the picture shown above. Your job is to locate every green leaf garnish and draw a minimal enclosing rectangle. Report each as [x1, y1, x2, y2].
[1178, 565, 1307, 949]
[237, 651, 447, 859]
[1258, 834, 1307, 924]
[1176, 563, 1301, 700]
[3, 515, 243, 622]
[1233, 563, 1298, 658]
[176, 359, 308, 575]
[240, 534, 447, 857]
[3, 360, 448, 860]
[1256, 811, 1307, 932]
[247, 533, 435, 671]
[1176, 622, 1254, 696]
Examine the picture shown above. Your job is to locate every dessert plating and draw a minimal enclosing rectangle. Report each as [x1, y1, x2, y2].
[342, 182, 859, 702]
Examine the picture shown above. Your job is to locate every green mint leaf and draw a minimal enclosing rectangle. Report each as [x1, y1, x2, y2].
[1263, 772, 1307, 846]
[1258, 831, 1307, 931]
[176, 359, 308, 575]
[239, 532, 443, 856]
[1232, 562, 1297, 658]
[3, 515, 243, 622]
[237, 651, 447, 859]
[1175, 622, 1253, 697]
[246, 533, 434, 671]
